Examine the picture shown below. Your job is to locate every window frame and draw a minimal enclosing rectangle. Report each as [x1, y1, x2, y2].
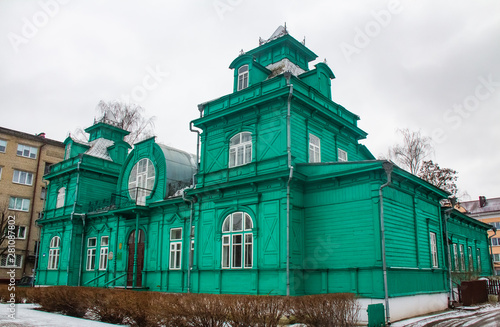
[86, 237, 97, 271]
[0, 254, 23, 268]
[237, 65, 249, 91]
[48, 236, 60, 270]
[99, 236, 109, 271]
[229, 132, 252, 168]
[0, 139, 6, 153]
[56, 187, 66, 208]
[459, 244, 465, 271]
[12, 169, 34, 186]
[338, 148, 348, 162]
[169, 228, 182, 270]
[430, 232, 438, 268]
[308, 134, 321, 163]
[221, 212, 253, 269]
[467, 246, 473, 271]
[453, 244, 459, 271]
[8, 197, 30, 212]
[128, 158, 155, 205]
[17, 144, 38, 159]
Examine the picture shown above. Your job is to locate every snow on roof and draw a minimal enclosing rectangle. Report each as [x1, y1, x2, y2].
[259, 25, 288, 45]
[266, 58, 305, 79]
[85, 138, 114, 161]
[460, 197, 500, 215]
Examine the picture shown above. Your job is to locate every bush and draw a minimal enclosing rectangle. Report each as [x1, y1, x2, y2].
[0, 285, 360, 327]
[291, 293, 360, 327]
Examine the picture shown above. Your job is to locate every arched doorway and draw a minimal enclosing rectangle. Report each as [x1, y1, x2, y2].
[127, 229, 145, 287]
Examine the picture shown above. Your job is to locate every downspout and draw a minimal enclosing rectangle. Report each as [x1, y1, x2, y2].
[67, 156, 82, 285]
[182, 190, 195, 293]
[488, 227, 497, 275]
[25, 142, 45, 277]
[443, 198, 456, 303]
[284, 71, 294, 296]
[190, 121, 201, 185]
[132, 212, 139, 288]
[379, 161, 393, 325]
[77, 214, 86, 286]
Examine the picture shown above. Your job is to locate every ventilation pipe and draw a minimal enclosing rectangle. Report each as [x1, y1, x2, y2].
[284, 71, 294, 296]
[379, 161, 393, 325]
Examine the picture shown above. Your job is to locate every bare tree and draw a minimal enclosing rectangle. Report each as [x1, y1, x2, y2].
[419, 160, 458, 196]
[388, 128, 433, 174]
[73, 101, 156, 145]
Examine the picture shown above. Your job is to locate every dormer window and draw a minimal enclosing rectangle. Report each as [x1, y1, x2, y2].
[237, 65, 249, 91]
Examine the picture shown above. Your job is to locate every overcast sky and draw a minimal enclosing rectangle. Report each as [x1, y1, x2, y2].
[1, 0, 499, 201]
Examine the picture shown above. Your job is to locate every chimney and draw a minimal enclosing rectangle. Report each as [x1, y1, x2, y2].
[37, 132, 46, 138]
[479, 196, 487, 208]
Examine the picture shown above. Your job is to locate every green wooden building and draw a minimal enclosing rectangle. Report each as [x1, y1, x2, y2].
[36, 27, 493, 323]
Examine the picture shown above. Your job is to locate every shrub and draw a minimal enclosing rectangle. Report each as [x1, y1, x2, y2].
[292, 293, 360, 327]
[36, 286, 92, 318]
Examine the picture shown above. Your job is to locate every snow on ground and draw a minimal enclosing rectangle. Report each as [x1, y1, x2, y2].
[391, 303, 500, 327]
[0, 303, 125, 327]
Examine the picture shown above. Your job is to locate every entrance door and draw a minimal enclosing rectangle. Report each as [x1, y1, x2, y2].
[127, 229, 145, 287]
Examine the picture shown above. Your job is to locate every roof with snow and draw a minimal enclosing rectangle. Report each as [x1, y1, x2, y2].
[460, 197, 500, 215]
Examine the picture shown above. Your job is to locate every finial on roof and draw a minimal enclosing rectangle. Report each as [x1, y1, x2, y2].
[284, 22, 287, 33]
[324, 58, 328, 64]
[239, 49, 245, 56]
[302, 36, 306, 45]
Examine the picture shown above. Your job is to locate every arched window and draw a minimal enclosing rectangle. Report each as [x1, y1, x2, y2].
[237, 65, 249, 91]
[229, 132, 252, 168]
[48, 236, 60, 269]
[221, 212, 253, 269]
[128, 158, 155, 205]
[56, 187, 66, 208]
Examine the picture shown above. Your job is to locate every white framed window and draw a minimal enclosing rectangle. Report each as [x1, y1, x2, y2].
[430, 232, 438, 268]
[169, 228, 182, 270]
[468, 246, 473, 271]
[0, 254, 23, 268]
[128, 158, 155, 205]
[48, 236, 60, 269]
[309, 134, 321, 163]
[65, 143, 72, 160]
[476, 248, 481, 272]
[9, 197, 30, 212]
[17, 144, 37, 159]
[221, 212, 253, 269]
[338, 148, 348, 162]
[229, 132, 252, 168]
[493, 253, 500, 262]
[459, 244, 465, 271]
[56, 187, 66, 208]
[453, 244, 459, 271]
[99, 236, 109, 270]
[0, 166, 3, 180]
[86, 237, 97, 270]
[491, 222, 500, 229]
[492, 237, 500, 246]
[237, 65, 249, 91]
[13, 170, 34, 186]
[0, 139, 6, 153]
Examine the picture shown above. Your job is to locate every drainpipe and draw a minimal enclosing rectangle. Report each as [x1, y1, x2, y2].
[77, 214, 86, 286]
[443, 198, 456, 303]
[25, 142, 45, 277]
[379, 161, 393, 325]
[488, 227, 497, 275]
[182, 190, 196, 293]
[67, 156, 82, 285]
[284, 71, 294, 296]
[190, 121, 201, 186]
[132, 212, 139, 288]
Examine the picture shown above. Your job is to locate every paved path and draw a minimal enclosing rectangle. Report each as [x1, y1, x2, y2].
[402, 306, 500, 327]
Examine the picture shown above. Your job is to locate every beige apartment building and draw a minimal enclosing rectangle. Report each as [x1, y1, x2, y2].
[0, 126, 64, 282]
[459, 196, 500, 276]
